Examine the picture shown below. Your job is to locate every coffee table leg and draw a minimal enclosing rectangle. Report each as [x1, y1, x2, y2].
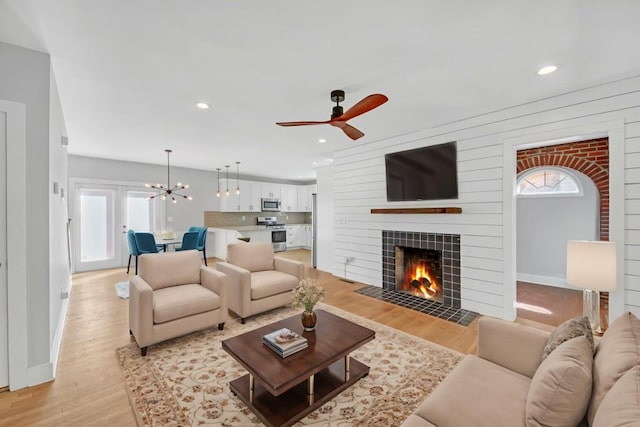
[345, 354, 350, 381]
[249, 374, 254, 402]
[307, 374, 315, 405]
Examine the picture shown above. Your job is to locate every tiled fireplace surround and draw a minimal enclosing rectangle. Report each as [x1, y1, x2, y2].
[356, 230, 478, 325]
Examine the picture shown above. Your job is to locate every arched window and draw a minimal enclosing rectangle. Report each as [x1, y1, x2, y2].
[516, 167, 582, 196]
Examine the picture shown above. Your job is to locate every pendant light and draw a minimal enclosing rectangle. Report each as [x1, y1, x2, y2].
[225, 165, 230, 196]
[216, 168, 221, 197]
[235, 161, 241, 195]
[146, 149, 191, 203]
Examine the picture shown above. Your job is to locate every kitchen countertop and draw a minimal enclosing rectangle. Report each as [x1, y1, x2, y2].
[208, 224, 311, 232]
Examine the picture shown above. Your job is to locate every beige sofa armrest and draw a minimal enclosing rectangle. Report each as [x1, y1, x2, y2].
[274, 257, 304, 280]
[215, 262, 251, 317]
[477, 316, 550, 378]
[129, 276, 154, 347]
[200, 266, 228, 322]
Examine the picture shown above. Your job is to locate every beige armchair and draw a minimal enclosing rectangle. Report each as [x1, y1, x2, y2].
[129, 250, 227, 356]
[216, 242, 304, 323]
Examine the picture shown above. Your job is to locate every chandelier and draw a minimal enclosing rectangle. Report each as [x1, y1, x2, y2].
[146, 149, 192, 203]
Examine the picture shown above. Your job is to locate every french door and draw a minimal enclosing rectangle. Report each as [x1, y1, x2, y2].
[73, 183, 162, 272]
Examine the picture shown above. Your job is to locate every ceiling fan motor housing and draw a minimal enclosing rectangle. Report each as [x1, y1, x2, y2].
[332, 105, 344, 119]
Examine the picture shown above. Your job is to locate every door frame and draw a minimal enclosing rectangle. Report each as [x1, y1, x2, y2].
[69, 178, 165, 273]
[1, 99, 28, 390]
[503, 119, 625, 322]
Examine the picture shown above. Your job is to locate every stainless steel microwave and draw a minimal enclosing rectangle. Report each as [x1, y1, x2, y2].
[261, 198, 281, 212]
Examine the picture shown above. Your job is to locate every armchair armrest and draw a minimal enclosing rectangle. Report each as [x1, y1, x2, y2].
[274, 257, 304, 280]
[215, 262, 252, 317]
[200, 266, 228, 322]
[477, 316, 550, 378]
[129, 276, 154, 347]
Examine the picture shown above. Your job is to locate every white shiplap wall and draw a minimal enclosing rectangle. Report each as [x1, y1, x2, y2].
[324, 75, 640, 320]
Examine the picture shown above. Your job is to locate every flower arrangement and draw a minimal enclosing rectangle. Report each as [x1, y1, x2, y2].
[292, 279, 326, 313]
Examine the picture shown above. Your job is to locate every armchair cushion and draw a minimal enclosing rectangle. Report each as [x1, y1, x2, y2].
[153, 284, 221, 324]
[139, 251, 202, 290]
[251, 270, 299, 300]
[227, 242, 274, 272]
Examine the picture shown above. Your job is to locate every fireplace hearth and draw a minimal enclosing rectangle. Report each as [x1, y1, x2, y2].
[355, 230, 477, 326]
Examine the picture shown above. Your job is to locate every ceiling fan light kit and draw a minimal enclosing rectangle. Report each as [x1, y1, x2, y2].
[146, 149, 192, 203]
[276, 89, 388, 140]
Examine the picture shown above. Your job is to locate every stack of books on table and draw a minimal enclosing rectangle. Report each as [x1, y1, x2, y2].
[263, 328, 308, 358]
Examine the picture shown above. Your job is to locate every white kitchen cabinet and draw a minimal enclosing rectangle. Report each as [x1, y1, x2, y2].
[261, 183, 281, 199]
[218, 179, 240, 212]
[239, 229, 271, 244]
[285, 225, 301, 247]
[303, 224, 312, 249]
[210, 228, 240, 259]
[281, 185, 298, 212]
[238, 180, 262, 212]
[297, 184, 316, 212]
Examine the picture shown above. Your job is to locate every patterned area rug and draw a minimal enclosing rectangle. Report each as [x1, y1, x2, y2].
[116, 303, 463, 426]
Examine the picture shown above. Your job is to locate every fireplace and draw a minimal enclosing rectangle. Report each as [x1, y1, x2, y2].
[395, 246, 443, 303]
[382, 230, 461, 308]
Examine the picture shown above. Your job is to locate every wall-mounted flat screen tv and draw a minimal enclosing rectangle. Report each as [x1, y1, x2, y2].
[385, 141, 458, 201]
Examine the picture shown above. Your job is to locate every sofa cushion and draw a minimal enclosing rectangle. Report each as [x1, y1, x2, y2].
[592, 365, 640, 427]
[411, 355, 530, 427]
[526, 335, 592, 427]
[227, 242, 274, 272]
[153, 284, 221, 324]
[250, 270, 299, 300]
[542, 316, 594, 361]
[588, 312, 640, 425]
[139, 251, 202, 290]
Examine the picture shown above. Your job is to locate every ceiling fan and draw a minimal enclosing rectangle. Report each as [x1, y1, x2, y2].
[276, 90, 388, 140]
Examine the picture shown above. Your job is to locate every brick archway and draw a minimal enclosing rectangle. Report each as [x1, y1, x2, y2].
[516, 138, 609, 241]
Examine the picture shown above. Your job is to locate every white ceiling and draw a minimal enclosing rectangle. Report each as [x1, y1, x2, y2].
[1, 1, 640, 181]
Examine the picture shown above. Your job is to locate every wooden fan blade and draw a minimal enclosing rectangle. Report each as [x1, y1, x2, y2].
[337, 94, 388, 121]
[332, 121, 365, 140]
[276, 120, 330, 127]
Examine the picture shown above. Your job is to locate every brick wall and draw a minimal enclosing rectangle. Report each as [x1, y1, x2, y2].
[516, 138, 609, 241]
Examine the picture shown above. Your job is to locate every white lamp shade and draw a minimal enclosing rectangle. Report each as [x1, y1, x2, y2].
[566, 240, 617, 291]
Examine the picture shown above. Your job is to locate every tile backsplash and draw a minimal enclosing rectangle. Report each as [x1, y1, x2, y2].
[204, 211, 311, 227]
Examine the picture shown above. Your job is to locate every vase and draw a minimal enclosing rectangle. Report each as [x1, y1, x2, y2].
[301, 310, 317, 331]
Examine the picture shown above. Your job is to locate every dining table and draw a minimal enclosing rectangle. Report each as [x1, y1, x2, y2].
[156, 237, 182, 252]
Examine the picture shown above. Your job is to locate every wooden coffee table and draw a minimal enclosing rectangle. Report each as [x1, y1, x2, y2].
[222, 309, 375, 427]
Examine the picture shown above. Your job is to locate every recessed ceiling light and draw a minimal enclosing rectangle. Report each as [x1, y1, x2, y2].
[325, 158, 334, 162]
[195, 102, 210, 109]
[537, 65, 558, 75]
[312, 162, 319, 165]
[318, 138, 327, 144]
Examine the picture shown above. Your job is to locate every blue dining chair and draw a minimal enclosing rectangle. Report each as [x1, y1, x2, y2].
[175, 231, 199, 252]
[188, 226, 208, 266]
[135, 232, 161, 255]
[126, 229, 142, 274]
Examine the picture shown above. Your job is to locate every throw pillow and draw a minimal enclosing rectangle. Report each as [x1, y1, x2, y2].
[588, 312, 640, 425]
[592, 365, 640, 427]
[542, 316, 594, 361]
[526, 336, 593, 427]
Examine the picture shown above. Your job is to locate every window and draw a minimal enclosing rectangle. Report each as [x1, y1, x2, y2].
[516, 167, 582, 196]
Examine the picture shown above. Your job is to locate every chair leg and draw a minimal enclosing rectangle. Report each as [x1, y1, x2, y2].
[202, 248, 207, 266]
[218, 322, 225, 330]
[127, 255, 132, 274]
[135, 256, 139, 275]
[141, 347, 147, 356]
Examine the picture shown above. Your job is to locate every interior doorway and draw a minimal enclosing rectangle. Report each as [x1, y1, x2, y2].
[72, 182, 163, 272]
[514, 138, 609, 326]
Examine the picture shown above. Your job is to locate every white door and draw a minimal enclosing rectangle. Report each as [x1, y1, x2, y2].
[0, 111, 8, 388]
[73, 184, 161, 272]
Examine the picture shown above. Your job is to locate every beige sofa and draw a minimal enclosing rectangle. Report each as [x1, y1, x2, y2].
[216, 242, 304, 323]
[129, 250, 227, 356]
[403, 313, 640, 427]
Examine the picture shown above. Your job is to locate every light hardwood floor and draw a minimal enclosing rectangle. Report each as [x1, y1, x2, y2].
[0, 249, 565, 426]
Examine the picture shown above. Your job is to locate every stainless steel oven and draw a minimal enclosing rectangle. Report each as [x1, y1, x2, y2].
[261, 198, 280, 212]
[257, 216, 286, 252]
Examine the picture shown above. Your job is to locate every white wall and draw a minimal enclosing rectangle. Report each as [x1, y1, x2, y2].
[516, 171, 598, 286]
[321, 75, 640, 320]
[68, 155, 220, 233]
[315, 165, 334, 272]
[0, 41, 69, 386]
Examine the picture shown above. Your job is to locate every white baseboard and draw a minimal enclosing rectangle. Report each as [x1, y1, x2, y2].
[27, 362, 53, 387]
[517, 273, 575, 290]
[50, 295, 70, 379]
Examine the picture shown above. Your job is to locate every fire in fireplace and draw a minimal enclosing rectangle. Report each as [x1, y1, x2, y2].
[395, 246, 443, 303]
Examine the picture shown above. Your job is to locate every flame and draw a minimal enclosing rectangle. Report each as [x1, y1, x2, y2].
[403, 261, 440, 299]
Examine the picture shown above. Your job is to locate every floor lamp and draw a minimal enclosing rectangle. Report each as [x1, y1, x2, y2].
[566, 240, 617, 334]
